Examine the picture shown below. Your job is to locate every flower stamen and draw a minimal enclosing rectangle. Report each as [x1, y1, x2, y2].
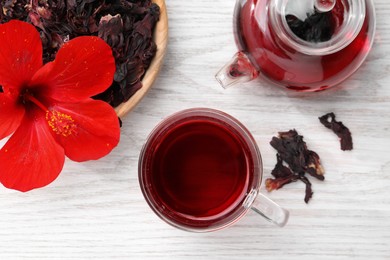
[46, 111, 77, 137]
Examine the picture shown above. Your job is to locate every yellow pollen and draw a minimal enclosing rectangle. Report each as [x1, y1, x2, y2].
[46, 111, 76, 137]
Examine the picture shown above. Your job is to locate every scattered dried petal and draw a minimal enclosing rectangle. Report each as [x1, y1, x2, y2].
[270, 129, 324, 179]
[265, 175, 299, 192]
[319, 112, 353, 151]
[299, 175, 313, 203]
[306, 150, 325, 180]
[266, 154, 299, 191]
[271, 154, 294, 179]
[268, 129, 324, 203]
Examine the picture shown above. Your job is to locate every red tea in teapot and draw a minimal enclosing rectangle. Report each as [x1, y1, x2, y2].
[218, 0, 376, 91]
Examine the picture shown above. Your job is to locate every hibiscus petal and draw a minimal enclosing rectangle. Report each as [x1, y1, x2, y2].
[0, 111, 65, 192]
[30, 36, 115, 102]
[0, 20, 42, 93]
[47, 99, 120, 162]
[0, 93, 25, 139]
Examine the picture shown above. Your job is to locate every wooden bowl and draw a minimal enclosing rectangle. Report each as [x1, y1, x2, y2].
[114, 0, 168, 118]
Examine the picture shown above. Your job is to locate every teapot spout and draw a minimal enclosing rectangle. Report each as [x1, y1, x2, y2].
[216, 52, 259, 89]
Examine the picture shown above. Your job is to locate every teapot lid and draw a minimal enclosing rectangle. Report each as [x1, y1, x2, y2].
[270, 0, 366, 55]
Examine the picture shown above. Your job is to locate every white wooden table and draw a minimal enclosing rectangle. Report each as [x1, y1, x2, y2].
[1, 0, 389, 259]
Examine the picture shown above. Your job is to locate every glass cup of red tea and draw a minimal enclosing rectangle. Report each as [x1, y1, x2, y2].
[139, 108, 288, 232]
[216, 0, 376, 92]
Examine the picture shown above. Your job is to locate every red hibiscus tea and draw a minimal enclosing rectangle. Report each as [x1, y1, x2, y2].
[226, 0, 376, 91]
[139, 108, 262, 231]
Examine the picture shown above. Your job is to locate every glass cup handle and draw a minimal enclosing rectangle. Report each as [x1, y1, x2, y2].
[244, 190, 289, 227]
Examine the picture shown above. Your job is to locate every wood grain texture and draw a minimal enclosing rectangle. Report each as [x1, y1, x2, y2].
[0, 0, 389, 259]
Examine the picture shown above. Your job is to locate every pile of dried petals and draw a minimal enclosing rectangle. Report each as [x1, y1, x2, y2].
[1, 0, 160, 107]
[266, 130, 324, 203]
[0, 20, 120, 191]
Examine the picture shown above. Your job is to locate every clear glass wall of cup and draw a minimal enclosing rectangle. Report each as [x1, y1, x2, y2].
[139, 108, 289, 232]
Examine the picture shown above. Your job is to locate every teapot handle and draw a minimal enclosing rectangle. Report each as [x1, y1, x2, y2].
[215, 51, 259, 89]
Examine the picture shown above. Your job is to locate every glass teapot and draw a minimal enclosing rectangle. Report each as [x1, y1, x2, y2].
[216, 0, 376, 92]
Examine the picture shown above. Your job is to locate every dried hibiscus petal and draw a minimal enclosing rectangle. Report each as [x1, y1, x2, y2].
[265, 175, 299, 192]
[319, 112, 353, 151]
[266, 154, 299, 191]
[305, 150, 325, 180]
[271, 154, 294, 179]
[270, 130, 324, 180]
[286, 11, 334, 43]
[266, 174, 313, 203]
[267, 129, 324, 203]
[299, 175, 313, 203]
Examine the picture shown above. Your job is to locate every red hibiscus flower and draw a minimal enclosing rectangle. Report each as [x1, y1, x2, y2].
[0, 20, 120, 192]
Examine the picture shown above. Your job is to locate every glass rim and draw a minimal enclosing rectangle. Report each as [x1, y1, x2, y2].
[138, 108, 263, 232]
[271, 0, 367, 56]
